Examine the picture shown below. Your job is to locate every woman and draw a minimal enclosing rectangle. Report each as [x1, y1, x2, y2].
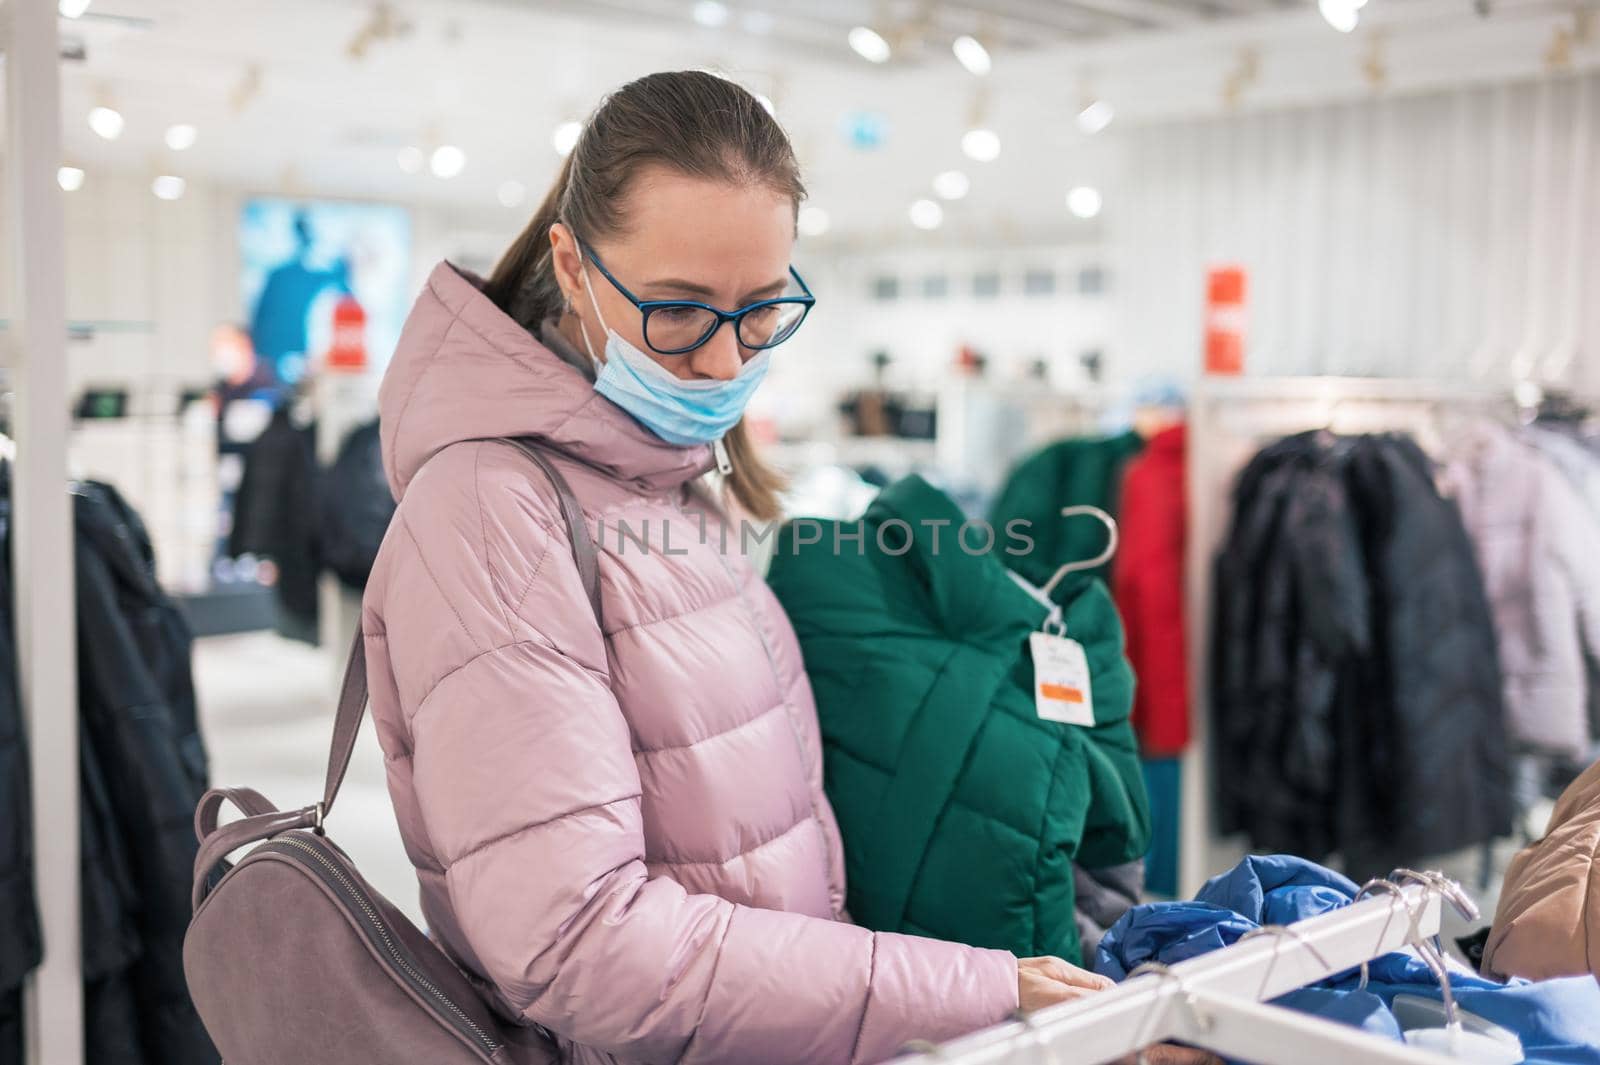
[363, 69, 1123, 1064]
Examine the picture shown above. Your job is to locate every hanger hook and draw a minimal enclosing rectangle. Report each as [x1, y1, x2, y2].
[1390, 868, 1480, 922]
[1352, 878, 1414, 991]
[1126, 961, 1211, 1064]
[1040, 506, 1120, 600]
[1239, 924, 1333, 1001]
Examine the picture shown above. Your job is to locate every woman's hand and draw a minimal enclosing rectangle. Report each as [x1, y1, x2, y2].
[1017, 955, 1115, 1011]
[1016, 958, 1222, 1065]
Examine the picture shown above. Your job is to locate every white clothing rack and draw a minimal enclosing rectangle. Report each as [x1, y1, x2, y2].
[1178, 376, 1515, 897]
[891, 879, 1468, 1065]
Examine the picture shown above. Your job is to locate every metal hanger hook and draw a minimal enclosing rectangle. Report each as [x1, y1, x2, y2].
[1240, 924, 1333, 1001]
[1127, 962, 1211, 1064]
[1040, 506, 1120, 600]
[1352, 878, 1415, 990]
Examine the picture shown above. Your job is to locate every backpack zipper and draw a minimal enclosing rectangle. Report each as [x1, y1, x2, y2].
[262, 834, 502, 1057]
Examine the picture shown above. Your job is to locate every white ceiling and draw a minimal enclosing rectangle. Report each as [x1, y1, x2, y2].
[26, 0, 1600, 245]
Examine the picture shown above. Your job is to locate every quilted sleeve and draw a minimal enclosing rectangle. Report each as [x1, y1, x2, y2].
[386, 453, 1018, 1065]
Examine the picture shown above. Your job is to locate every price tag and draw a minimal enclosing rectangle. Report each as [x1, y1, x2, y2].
[1030, 631, 1095, 726]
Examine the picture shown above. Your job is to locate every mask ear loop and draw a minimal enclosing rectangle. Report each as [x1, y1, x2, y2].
[1238, 924, 1334, 1002]
[1126, 962, 1212, 1065]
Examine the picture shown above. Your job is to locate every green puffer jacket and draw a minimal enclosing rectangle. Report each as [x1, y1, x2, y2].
[988, 430, 1145, 586]
[767, 476, 1151, 965]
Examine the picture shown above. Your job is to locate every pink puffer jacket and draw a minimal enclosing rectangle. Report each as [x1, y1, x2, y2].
[361, 261, 1018, 1065]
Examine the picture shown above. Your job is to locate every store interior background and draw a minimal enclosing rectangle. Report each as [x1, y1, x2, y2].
[4, 0, 1600, 1032]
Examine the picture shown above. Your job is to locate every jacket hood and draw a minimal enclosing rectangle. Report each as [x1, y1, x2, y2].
[377, 260, 714, 501]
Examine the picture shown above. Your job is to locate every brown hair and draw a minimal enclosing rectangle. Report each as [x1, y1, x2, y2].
[484, 69, 800, 522]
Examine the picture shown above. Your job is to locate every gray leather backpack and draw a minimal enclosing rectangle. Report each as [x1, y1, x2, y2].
[184, 438, 598, 1065]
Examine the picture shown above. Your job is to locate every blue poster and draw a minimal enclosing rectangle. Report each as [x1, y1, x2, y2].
[238, 198, 411, 389]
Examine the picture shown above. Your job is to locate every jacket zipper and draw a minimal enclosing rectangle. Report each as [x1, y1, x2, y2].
[262, 834, 502, 1057]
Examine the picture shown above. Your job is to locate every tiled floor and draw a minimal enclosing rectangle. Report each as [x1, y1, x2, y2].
[192, 630, 424, 924]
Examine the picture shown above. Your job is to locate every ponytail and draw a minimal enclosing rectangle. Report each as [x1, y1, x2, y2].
[721, 419, 785, 522]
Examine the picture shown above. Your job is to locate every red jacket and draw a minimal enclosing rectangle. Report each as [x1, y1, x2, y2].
[1112, 423, 1190, 756]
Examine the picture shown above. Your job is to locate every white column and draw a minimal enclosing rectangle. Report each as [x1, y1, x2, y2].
[5, 2, 84, 1062]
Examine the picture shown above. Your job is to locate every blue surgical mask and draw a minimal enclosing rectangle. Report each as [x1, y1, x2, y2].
[577, 260, 771, 449]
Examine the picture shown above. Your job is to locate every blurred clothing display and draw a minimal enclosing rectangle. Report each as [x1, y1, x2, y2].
[0, 487, 39, 1065]
[1484, 756, 1600, 983]
[988, 429, 1145, 586]
[1212, 431, 1512, 871]
[1072, 860, 1144, 961]
[0, 465, 214, 1065]
[1140, 757, 1182, 898]
[1096, 854, 1600, 1064]
[1111, 423, 1190, 757]
[768, 474, 1150, 966]
[318, 418, 394, 591]
[227, 404, 320, 640]
[1443, 420, 1600, 760]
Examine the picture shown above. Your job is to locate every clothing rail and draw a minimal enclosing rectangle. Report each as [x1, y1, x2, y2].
[890, 878, 1462, 1065]
[1178, 376, 1514, 897]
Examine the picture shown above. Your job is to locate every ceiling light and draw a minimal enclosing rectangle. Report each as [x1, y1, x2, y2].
[961, 127, 1000, 162]
[848, 26, 891, 63]
[165, 123, 198, 151]
[693, 1, 729, 27]
[59, 0, 92, 17]
[57, 166, 86, 192]
[797, 204, 830, 237]
[909, 199, 943, 230]
[430, 144, 466, 178]
[1077, 100, 1115, 135]
[88, 106, 124, 141]
[397, 146, 424, 174]
[497, 180, 527, 208]
[1318, 0, 1367, 32]
[933, 170, 970, 200]
[553, 120, 583, 157]
[741, 10, 774, 33]
[152, 175, 186, 201]
[952, 35, 991, 76]
[1067, 185, 1102, 219]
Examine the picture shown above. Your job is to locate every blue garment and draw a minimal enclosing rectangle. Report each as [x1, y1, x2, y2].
[1095, 855, 1600, 1064]
[1141, 758, 1181, 897]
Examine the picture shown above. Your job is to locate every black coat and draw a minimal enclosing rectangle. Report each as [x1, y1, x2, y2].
[72, 481, 215, 1065]
[319, 419, 394, 590]
[228, 405, 320, 632]
[0, 492, 41, 1065]
[1212, 432, 1511, 874]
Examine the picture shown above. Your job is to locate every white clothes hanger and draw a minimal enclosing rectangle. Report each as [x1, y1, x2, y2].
[1005, 505, 1119, 634]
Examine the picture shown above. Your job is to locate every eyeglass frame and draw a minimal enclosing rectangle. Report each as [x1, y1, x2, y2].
[574, 235, 815, 356]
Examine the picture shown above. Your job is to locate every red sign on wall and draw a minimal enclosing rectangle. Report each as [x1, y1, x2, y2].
[1204, 266, 1247, 376]
[326, 293, 369, 372]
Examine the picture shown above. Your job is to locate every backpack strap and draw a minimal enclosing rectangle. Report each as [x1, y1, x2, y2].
[319, 436, 600, 823]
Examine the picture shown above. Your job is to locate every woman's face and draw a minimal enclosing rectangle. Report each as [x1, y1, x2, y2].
[552, 164, 796, 383]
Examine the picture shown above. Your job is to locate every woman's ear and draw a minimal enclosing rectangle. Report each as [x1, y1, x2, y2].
[548, 221, 583, 312]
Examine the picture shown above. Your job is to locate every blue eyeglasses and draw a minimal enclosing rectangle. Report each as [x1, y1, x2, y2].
[576, 237, 815, 356]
